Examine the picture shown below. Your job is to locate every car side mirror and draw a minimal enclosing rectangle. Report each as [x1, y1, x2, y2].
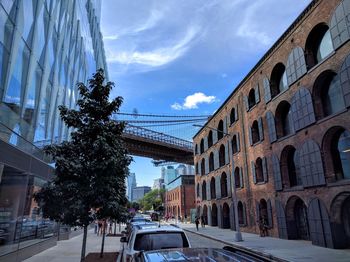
[120, 236, 127, 243]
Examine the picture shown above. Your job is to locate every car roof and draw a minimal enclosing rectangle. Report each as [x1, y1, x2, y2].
[134, 225, 185, 234]
[142, 248, 265, 262]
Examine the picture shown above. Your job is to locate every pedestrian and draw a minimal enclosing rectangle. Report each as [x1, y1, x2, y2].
[97, 220, 102, 236]
[195, 216, 200, 231]
[258, 216, 268, 237]
[109, 220, 113, 234]
[94, 220, 98, 234]
[200, 215, 205, 228]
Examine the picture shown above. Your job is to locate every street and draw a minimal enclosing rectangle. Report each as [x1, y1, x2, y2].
[186, 231, 226, 249]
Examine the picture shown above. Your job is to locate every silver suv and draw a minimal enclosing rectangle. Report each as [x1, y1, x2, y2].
[118, 225, 191, 262]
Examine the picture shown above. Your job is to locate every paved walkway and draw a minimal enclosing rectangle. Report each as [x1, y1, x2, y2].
[24, 229, 121, 262]
[177, 222, 350, 262]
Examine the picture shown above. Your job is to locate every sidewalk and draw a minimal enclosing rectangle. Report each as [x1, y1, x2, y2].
[177, 222, 350, 262]
[23, 229, 121, 262]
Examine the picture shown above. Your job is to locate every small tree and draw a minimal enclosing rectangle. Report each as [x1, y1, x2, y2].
[35, 69, 131, 262]
[139, 189, 165, 211]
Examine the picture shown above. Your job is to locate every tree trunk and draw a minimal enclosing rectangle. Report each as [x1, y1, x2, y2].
[114, 222, 117, 235]
[100, 224, 106, 258]
[80, 225, 88, 262]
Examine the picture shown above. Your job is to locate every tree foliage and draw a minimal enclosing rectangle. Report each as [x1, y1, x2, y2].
[34, 69, 131, 261]
[138, 189, 165, 211]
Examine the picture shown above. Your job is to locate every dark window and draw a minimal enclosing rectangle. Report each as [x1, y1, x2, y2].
[210, 177, 216, 199]
[230, 107, 236, 124]
[258, 199, 268, 222]
[134, 232, 189, 251]
[208, 131, 213, 147]
[221, 172, 228, 198]
[248, 88, 256, 109]
[232, 135, 238, 154]
[255, 158, 264, 183]
[202, 181, 207, 200]
[209, 152, 214, 172]
[305, 24, 334, 68]
[219, 144, 225, 167]
[313, 71, 345, 119]
[217, 120, 224, 140]
[195, 144, 198, 155]
[201, 159, 205, 176]
[251, 121, 260, 144]
[195, 163, 198, 174]
[281, 145, 302, 188]
[234, 167, 240, 188]
[270, 63, 288, 98]
[200, 139, 204, 154]
[275, 101, 293, 138]
[238, 201, 245, 225]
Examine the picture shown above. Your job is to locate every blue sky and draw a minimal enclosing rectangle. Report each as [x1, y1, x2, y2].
[100, 0, 311, 187]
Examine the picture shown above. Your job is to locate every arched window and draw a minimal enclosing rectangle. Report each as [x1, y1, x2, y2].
[195, 144, 198, 155]
[217, 120, 224, 140]
[200, 138, 204, 154]
[255, 158, 264, 183]
[248, 88, 256, 109]
[258, 199, 268, 222]
[313, 71, 345, 119]
[238, 201, 245, 225]
[195, 163, 199, 174]
[281, 145, 301, 188]
[208, 130, 213, 147]
[270, 63, 288, 98]
[201, 158, 205, 176]
[221, 172, 228, 197]
[209, 152, 214, 172]
[210, 177, 216, 199]
[196, 184, 199, 197]
[230, 107, 236, 124]
[232, 135, 238, 154]
[275, 101, 294, 138]
[219, 144, 225, 167]
[234, 167, 241, 188]
[305, 24, 333, 68]
[251, 121, 260, 144]
[323, 128, 350, 181]
[202, 181, 207, 200]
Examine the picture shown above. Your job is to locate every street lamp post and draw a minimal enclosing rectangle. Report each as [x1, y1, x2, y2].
[194, 124, 243, 242]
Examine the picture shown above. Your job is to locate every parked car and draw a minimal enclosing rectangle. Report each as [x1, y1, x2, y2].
[118, 225, 190, 262]
[134, 247, 270, 262]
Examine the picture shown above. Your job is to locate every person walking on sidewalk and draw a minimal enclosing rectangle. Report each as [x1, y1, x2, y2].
[200, 215, 205, 228]
[195, 216, 200, 231]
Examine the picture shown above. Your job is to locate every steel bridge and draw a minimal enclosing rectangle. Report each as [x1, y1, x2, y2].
[123, 125, 194, 165]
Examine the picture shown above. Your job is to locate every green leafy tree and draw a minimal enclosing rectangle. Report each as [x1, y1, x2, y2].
[139, 189, 165, 211]
[34, 69, 131, 262]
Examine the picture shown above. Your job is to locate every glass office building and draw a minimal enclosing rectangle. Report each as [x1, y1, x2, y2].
[0, 0, 108, 260]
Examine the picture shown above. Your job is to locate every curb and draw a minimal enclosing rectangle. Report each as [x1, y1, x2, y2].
[181, 227, 289, 262]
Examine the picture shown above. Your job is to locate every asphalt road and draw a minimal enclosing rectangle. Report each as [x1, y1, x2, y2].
[186, 231, 226, 249]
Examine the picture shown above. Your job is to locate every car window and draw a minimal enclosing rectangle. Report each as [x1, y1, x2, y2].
[134, 232, 189, 251]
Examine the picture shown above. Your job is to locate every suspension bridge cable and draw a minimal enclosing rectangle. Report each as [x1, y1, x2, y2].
[116, 112, 211, 118]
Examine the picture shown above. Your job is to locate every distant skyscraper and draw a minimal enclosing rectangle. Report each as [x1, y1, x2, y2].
[176, 164, 186, 177]
[126, 173, 137, 201]
[161, 167, 166, 180]
[132, 186, 151, 202]
[153, 178, 165, 190]
[164, 166, 176, 186]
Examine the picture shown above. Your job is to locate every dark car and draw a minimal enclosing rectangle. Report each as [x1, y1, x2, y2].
[135, 247, 271, 262]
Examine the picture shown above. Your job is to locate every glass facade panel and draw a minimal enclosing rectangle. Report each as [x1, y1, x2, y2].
[279, 71, 288, 93]
[22, 0, 34, 42]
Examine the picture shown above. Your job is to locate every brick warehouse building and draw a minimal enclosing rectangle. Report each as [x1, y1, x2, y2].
[193, 0, 350, 249]
[165, 175, 195, 221]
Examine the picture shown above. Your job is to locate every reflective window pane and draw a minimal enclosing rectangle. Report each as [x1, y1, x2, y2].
[338, 131, 350, 179]
[317, 30, 333, 62]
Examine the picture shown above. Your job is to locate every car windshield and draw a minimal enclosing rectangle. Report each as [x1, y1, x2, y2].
[134, 232, 189, 251]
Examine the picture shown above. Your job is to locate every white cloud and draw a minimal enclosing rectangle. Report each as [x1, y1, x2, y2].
[106, 25, 201, 67]
[104, 35, 119, 40]
[171, 92, 217, 110]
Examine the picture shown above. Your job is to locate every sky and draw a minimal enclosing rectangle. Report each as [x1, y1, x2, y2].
[100, 0, 311, 187]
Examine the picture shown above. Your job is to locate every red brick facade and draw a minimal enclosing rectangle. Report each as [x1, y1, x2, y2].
[193, 0, 350, 249]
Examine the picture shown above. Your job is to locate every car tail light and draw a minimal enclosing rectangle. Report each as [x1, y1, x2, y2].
[126, 254, 132, 262]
